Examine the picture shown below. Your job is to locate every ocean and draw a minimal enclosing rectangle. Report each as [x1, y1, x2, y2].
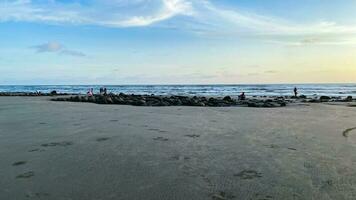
[0, 84, 355, 97]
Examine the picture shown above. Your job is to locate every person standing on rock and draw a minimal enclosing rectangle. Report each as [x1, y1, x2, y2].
[294, 87, 298, 97]
[239, 92, 246, 100]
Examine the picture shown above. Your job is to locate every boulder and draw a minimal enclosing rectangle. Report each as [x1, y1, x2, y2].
[132, 99, 146, 106]
[223, 96, 232, 102]
[344, 96, 353, 102]
[50, 90, 57, 95]
[309, 99, 320, 103]
[106, 97, 114, 104]
[299, 95, 307, 99]
[320, 96, 331, 102]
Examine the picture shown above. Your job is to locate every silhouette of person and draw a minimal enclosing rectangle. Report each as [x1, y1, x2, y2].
[239, 92, 246, 100]
[294, 87, 298, 97]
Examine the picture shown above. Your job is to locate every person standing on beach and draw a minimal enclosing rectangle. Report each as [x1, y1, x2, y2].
[239, 92, 246, 100]
[294, 87, 298, 97]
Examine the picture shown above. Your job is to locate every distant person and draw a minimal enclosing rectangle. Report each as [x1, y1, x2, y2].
[87, 88, 93, 96]
[239, 92, 246, 100]
[294, 87, 298, 97]
[99, 87, 103, 95]
[103, 88, 107, 96]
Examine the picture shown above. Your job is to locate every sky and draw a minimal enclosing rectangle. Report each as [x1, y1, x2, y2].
[1, 0, 356, 85]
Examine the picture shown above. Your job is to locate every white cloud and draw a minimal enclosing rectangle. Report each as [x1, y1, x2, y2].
[1, 0, 356, 45]
[192, 1, 356, 45]
[200, 3, 356, 36]
[32, 42, 86, 57]
[0, 0, 193, 27]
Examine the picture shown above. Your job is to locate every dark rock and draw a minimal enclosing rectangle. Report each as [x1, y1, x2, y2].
[106, 97, 114, 104]
[132, 99, 146, 106]
[320, 96, 331, 101]
[309, 99, 320, 103]
[96, 96, 107, 104]
[52, 93, 288, 108]
[299, 95, 307, 99]
[87, 96, 96, 103]
[113, 97, 124, 104]
[50, 90, 57, 95]
[279, 101, 287, 107]
[344, 96, 353, 102]
[80, 96, 88, 102]
[223, 96, 232, 102]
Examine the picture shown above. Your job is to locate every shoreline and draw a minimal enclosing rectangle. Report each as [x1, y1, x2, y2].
[0, 92, 355, 108]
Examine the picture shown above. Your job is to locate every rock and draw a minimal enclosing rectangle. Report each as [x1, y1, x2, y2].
[132, 99, 146, 106]
[299, 95, 307, 99]
[344, 96, 353, 102]
[279, 101, 287, 107]
[52, 93, 289, 108]
[320, 96, 331, 101]
[96, 96, 107, 104]
[106, 97, 114, 104]
[197, 102, 206, 107]
[80, 96, 88, 102]
[309, 99, 320, 103]
[88, 96, 96, 103]
[247, 102, 262, 107]
[113, 97, 125, 104]
[71, 96, 80, 102]
[223, 96, 232, 102]
[50, 90, 57, 95]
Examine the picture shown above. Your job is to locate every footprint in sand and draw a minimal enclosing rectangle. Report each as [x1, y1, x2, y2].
[110, 119, 118, 122]
[211, 191, 236, 200]
[148, 128, 160, 131]
[234, 170, 262, 180]
[265, 144, 280, 149]
[148, 128, 167, 133]
[16, 171, 34, 179]
[28, 148, 45, 152]
[96, 137, 110, 142]
[254, 193, 273, 200]
[185, 134, 200, 138]
[41, 141, 73, 147]
[38, 122, 47, 125]
[171, 155, 190, 161]
[12, 161, 27, 166]
[25, 192, 50, 198]
[343, 127, 356, 137]
[153, 137, 169, 141]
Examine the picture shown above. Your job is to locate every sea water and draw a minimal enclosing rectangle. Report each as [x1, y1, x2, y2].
[0, 84, 355, 97]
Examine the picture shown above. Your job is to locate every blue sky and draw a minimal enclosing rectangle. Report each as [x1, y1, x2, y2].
[1, 0, 356, 84]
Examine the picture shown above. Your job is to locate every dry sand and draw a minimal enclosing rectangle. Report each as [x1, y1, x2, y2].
[1, 96, 356, 200]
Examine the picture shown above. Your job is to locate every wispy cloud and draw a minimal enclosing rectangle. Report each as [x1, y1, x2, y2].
[190, 1, 356, 45]
[0, 0, 193, 27]
[31, 42, 86, 57]
[1, 0, 356, 45]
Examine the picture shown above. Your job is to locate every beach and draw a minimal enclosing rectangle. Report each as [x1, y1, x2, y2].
[1, 96, 356, 200]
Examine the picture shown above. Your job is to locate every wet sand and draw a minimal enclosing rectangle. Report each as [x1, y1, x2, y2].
[1, 96, 356, 200]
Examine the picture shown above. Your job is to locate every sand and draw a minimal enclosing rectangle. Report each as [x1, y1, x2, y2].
[1, 96, 356, 200]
